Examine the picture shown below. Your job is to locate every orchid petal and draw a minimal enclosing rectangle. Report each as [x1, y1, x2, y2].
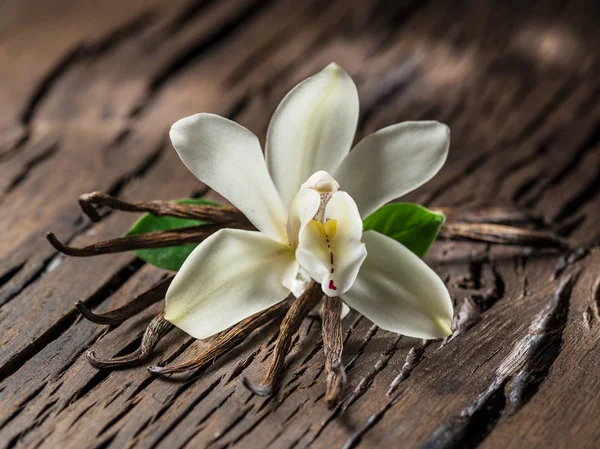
[165, 229, 298, 339]
[170, 113, 288, 242]
[296, 191, 367, 297]
[286, 185, 321, 249]
[266, 63, 359, 209]
[290, 266, 350, 318]
[333, 121, 450, 218]
[342, 230, 453, 339]
[287, 171, 338, 248]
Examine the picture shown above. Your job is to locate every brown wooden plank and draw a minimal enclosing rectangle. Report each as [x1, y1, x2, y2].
[1, 0, 599, 448]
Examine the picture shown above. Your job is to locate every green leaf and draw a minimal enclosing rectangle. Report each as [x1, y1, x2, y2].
[125, 198, 220, 271]
[363, 203, 445, 258]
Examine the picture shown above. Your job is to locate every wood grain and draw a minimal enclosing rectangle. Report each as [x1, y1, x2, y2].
[0, 0, 599, 448]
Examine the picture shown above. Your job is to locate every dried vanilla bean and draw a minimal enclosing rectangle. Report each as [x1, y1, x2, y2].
[148, 296, 293, 376]
[46, 225, 222, 257]
[244, 281, 323, 396]
[79, 191, 251, 227]
[439, 221, 568, 249]
[52, 188, 573, 400]
[76, 276, 173, 325]
[322, 295, 347, 408]
[86, 312, 173, 368]
[432, 206, 541, 225]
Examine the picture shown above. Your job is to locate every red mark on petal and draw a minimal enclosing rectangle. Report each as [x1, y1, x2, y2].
[331, 268, 334, 273]
[328, 280, 337, 291]
[330, 252, 334, 265]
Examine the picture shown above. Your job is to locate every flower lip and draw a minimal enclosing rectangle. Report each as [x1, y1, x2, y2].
[290, 171, 367, 296]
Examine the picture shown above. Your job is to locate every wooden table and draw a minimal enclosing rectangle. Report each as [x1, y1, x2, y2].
[1, 1, 599, 448]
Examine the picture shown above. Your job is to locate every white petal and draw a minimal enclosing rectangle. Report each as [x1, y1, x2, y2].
[342, 230, 453, 339]
[170, 113, 288, 242]
[333, 121, 450, 218]
[286, 171, 340, 248]
[296, 192, 367, 297]
[286, 185, 320, 249]
[266, 63, 359, 209]
[299, 170, 340, 192]
[290, 266, 313, 298]
[290, 266, 351, 319]
[165, 229, 298, 339]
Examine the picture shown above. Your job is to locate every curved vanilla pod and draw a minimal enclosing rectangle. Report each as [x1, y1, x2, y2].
[439, 221, 568, 249]
[46, 225, 221, 257]
[75, 276, 173, 325]
[148, 297, 293, 376]
[243, 281, 323, 396]
[431, 206, 541, 225]
[78, 191, 251, 228]
[86, 312, 173, 368]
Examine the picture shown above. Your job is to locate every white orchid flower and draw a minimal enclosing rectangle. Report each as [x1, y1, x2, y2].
[165, 63, 453, 341]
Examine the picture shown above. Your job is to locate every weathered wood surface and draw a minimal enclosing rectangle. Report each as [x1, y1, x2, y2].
[0, 0, 599, 448]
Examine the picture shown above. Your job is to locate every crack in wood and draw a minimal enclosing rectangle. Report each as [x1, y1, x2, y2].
[549, 122, 600, 188]
[0, 262, 25, 289]
[553, 243, 596, 279]
[583, 276, 600, 329]
[493, 136, 554, 193]
[0, 259, 144, 382]
[553, 161, 600, 223]
[2, 1, 600, 447]
[104, 141, 166, 199]
[3, 395, 61, 449]
[211, 406, 258, 447]
[0, 139, 164, 309]
[97, 398, 142, 437]
[421, 270, 579, 449]
[143, 377, 223, 449]
[180, 315, 367, 447]
[262, 398, 310, 447]
[226, 349, 261, 385]
[593, 277, 600, 319]
[71, 342, 146, 407]
[0, 252, 63, 307]
[387, 340, 430, 396]
[132, 0, 275, 117]
[0, 11, 158, 165]
[372, 0, 430, 51]
[359, 61, 419, 129]
[425, 153, 492, 206]
[519, 121, 600, 211]
[0, 385, 46, 430]
[89, 432, 117, 449]
[425, 75, 583, 208]
[224, 26, 295, 87]
[307, 334, 402, 444]
[505, 78, 579, 149]
[448, 258, 506, 341]
[28, 12, 156, 125]
[166, 0, 217, 35]
[341, 388, 408, 449]
[2, 143, 60, 196]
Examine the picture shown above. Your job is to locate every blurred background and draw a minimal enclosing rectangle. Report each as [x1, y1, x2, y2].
[2, 0, 599, 256]
[1, 0, 599, 210]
